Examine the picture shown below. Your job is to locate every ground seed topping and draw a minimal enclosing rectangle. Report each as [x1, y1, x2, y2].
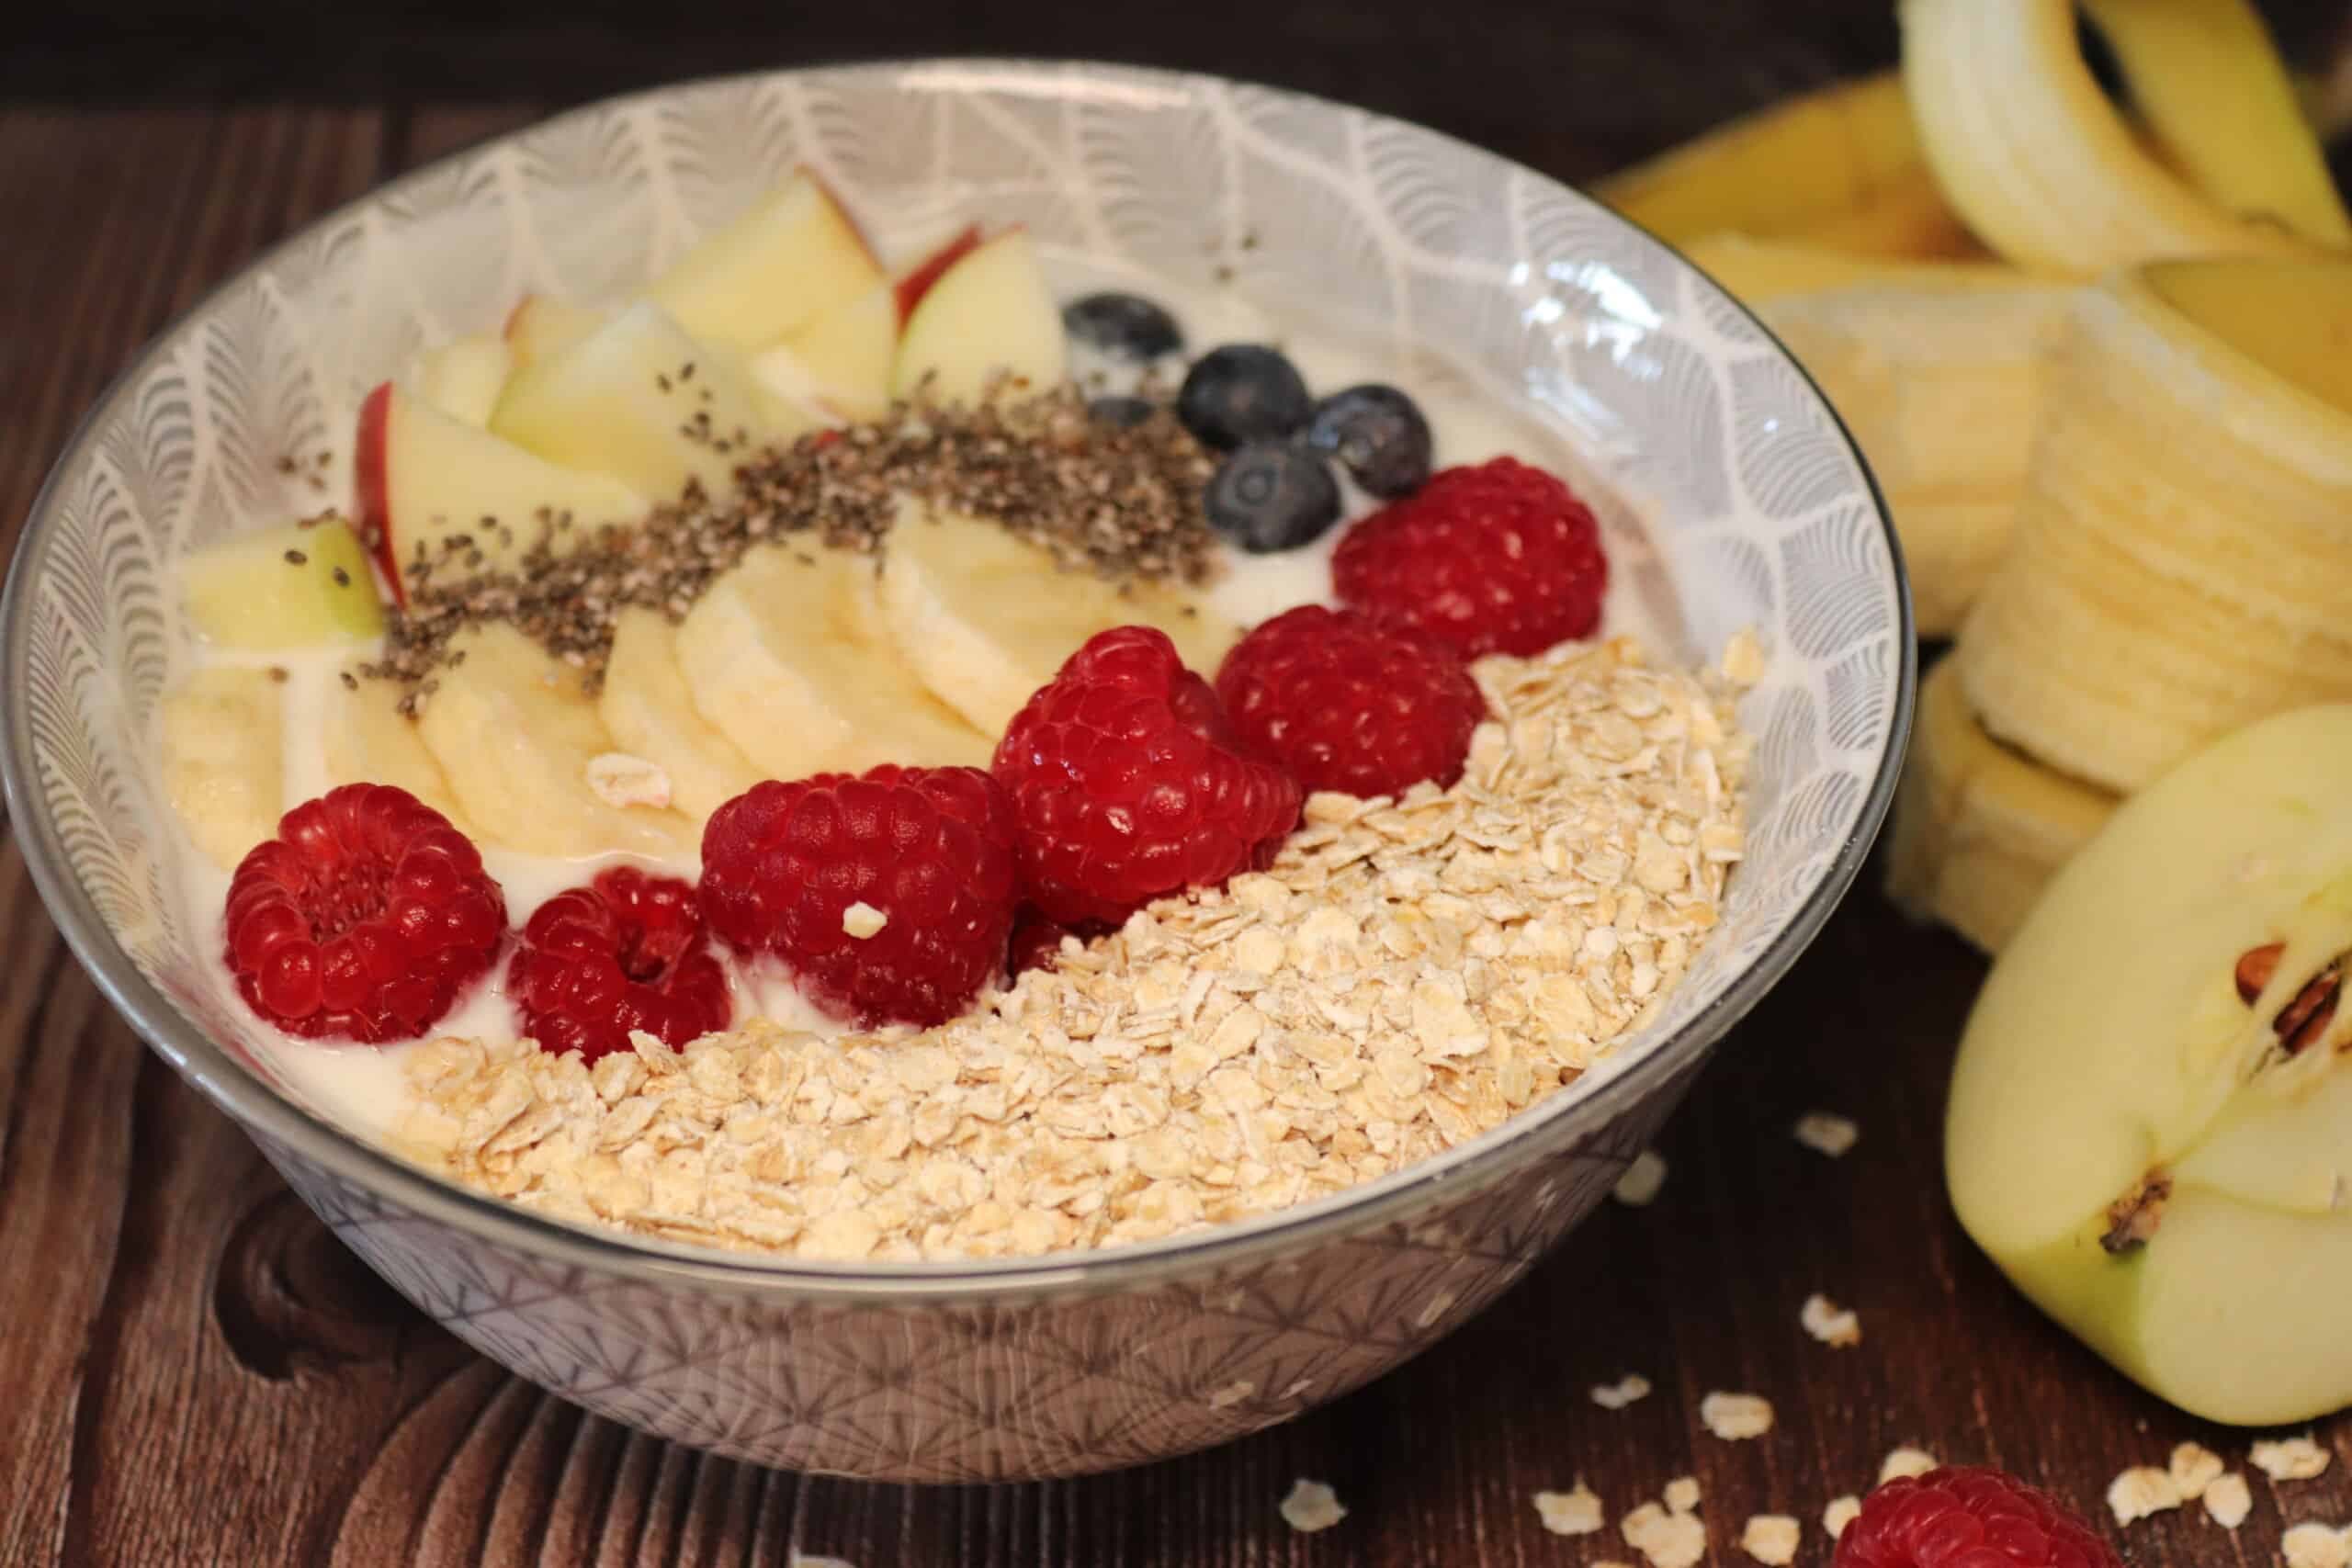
[367, 388, 1217, 692]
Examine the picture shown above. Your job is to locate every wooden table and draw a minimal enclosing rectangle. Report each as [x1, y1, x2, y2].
[6, 23, 2351, 1563]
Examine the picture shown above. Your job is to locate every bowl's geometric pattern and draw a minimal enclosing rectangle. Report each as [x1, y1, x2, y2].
[4, 62, 1908, 1479]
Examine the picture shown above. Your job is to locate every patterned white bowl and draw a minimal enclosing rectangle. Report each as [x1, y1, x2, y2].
[0, 61, 1912, 1480]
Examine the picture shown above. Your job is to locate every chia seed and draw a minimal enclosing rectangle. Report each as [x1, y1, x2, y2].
[366, 386, 1220, 693]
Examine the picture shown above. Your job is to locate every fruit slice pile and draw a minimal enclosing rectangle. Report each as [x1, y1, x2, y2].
[1598, 0, 2352, 640]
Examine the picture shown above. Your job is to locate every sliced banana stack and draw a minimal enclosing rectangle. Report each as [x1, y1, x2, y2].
[1756, 280, 2071, 636]
[417, 622, 696, 858]
[676, 542, 993, 780]
[320, 660, 477, 833]
[1885, 660, 2118, 955]
[600, 606, 762, 820]
[878, 501, 1240, 738]
[159, 666, 286, 872]
[1955, 260, 2352, 793]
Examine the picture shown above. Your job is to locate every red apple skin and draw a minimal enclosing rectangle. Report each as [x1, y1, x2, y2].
[353, 381, 402, 605]
[893, 224, 983, 326]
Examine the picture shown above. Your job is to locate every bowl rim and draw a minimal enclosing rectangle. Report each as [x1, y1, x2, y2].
[0, 56, 1916, 1303]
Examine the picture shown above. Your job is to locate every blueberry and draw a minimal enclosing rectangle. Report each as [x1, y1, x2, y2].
[1306, 383, 1433, 499]
[1176, 344, 1313, 450]
[1087, 394, 1159, 429]
[1204, 441, 1341, 553]
[1062, 292, 1185, 362]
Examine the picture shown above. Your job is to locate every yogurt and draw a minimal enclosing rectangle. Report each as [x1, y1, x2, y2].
[164, 260, 1659, 1146]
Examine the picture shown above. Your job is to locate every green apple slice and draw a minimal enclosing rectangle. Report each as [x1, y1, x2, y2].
[1948, 703, 2352, 1425]
[182, 515, 385, 650]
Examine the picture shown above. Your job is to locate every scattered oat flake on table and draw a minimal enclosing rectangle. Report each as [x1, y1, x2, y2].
[2256, 1437, 2335, 1482]
[1280, 1479, 1347, 1533]
[1793, 1111, 1859, 1156]
[2203, 1472, 2253, 1530]
[1664, 1476, 1702, 1515]
[1534, 1483, 1605, 1536]
[1800, 1292, 1861, 1347]
[1823, 1495, 1863, 1540]
[1591, 1373, 1653, 1410]
[2107, 1465, 2183, 1525]
[2167, 1440, 2222, 1500]
[1700, 1391, 1775, 1440]
[1622, 1501, 1708, 1568]
[1613, 1149, 1668, 1206]
[1740, 1514, 1801, 1565]
[787, 1553, 856, 1568]
[1879, 1447, 1939, 1484]
[2284, 1522, 2352, 1568]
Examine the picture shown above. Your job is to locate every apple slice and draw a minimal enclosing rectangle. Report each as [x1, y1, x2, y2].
[503, 294, 606, 369]
[488, 300, 810, 504]
[183, 515, 385, 649]
[411, 332, 514, 425]
[642, 170, 883, 352]
[890, 230, 1067, 406]
[746, 343, 848, 427]
[892, 223, 980, 325]
[356, 381, 648, 606]
[766, 292, 892, 420]
[1948, 704, 2352, 1426]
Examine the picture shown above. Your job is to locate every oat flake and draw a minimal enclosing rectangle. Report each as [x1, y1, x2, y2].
[1823, 1495, 1862, 1540]
[1740, 1514, 1801, 1565]
[2284, 1522, 2352, 1568]
[2168, 1441, 2223, 1501]
[841, 901, 888, 940]
[1700, 1391, 1774, 1440]
[2204, 1472, 2253, 1530]
[2256, 1437, 2334, 1483]
[1663, 1476, 1701, 1515]
[1534, 1483, 1604, 1536]
[1280, 1479, 1347, 1534]
[1879, 1447, 1939, 1485]
[1623, 1501, 1707, 1568]
[1612, 1148, 1668, 1207]
[1800, 1292, 1861, 1347]
[2107, 1465, 2183, 1526]
[1793, 1111, 1859, 1157]
[1591, 1373, 1653, 1411]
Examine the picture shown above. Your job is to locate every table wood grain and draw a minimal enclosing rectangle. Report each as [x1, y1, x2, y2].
[6, 50, 2351, 1566]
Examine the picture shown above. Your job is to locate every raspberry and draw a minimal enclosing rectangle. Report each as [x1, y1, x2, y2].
[1332, 455, 1608, 658]
[1834, 1467, 2122, 1568]
[699, 764, 1020, 1028]
[507, 867, 730, 1061]
[223, 784, 505, 1043]
[1216, 605, 1486, 799]
[992, 626, 1302, 928]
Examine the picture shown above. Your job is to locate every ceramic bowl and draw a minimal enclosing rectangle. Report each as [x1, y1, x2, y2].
[0, 60, 1912, 1481]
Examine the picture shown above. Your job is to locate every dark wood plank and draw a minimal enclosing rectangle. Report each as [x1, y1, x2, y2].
[4, 74, 2350, 1568]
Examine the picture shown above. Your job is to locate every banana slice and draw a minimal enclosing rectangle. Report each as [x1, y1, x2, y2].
[415, 622, 695, 857]
[676, 542, 992, 780]
[1756, 279, 2072, 636]
[599, 606, 762, 820]
[1594, 72, 1926, 244]
[160, 666, 284, 871]
[1947, 704, 2352, 1425]
[1898, 0, 2314, 273]
[2078, 0, 2351, 249]
[1885, 659, 2118, 954]
[879, 502, 1241, 737]
[320, 661, 477, 832]
[1956, 261, 2352, 792]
